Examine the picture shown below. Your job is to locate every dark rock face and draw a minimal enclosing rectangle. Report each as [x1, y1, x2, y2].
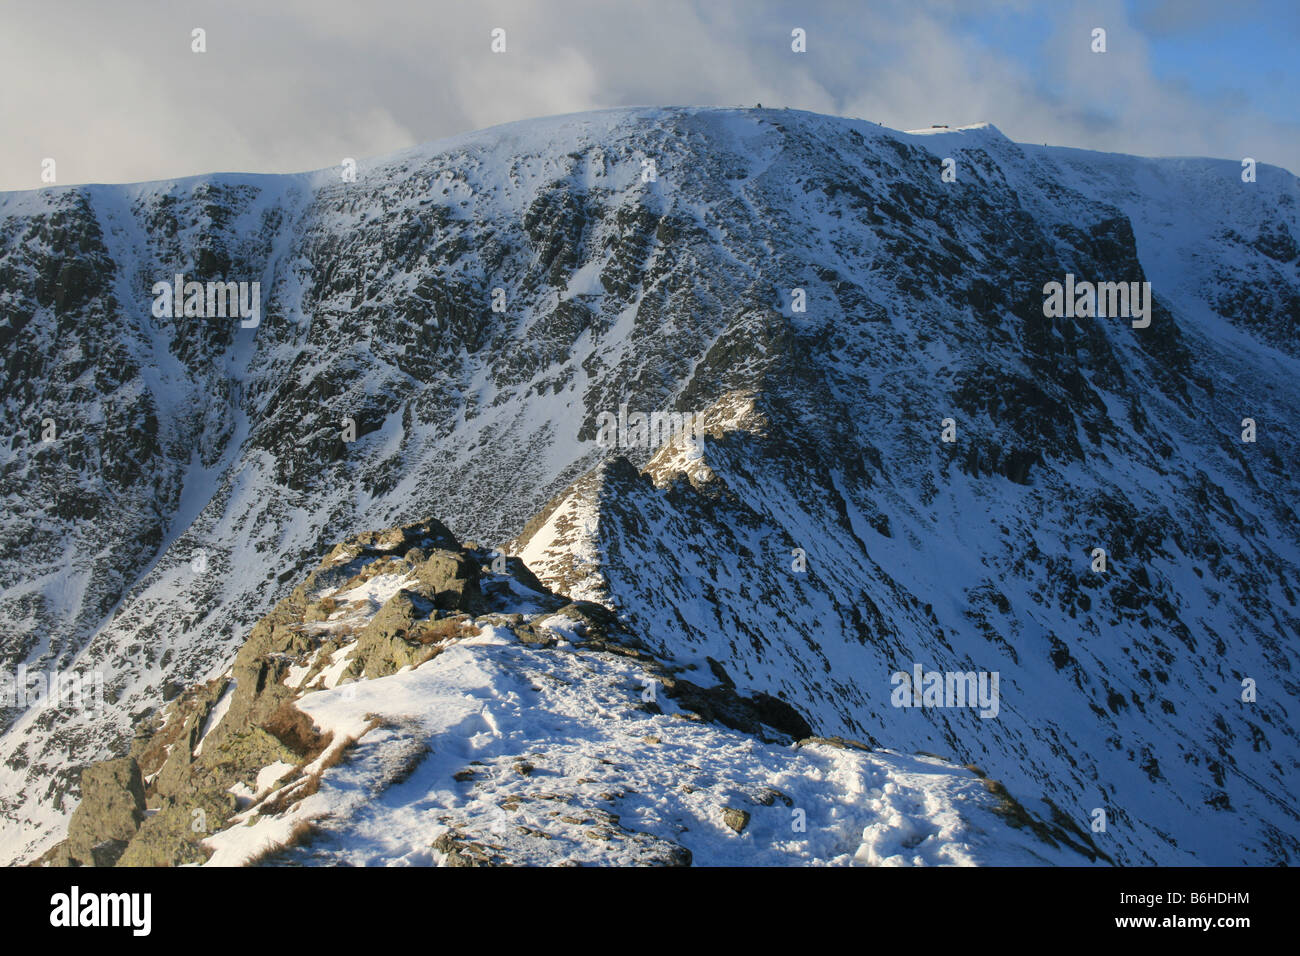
[1, 107, 1297, 866]
[658, 674, 816, 744]
[753, 693, 815, 741]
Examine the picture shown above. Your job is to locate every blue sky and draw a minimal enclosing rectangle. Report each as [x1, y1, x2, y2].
[1135, 3, 1297, 118]
[956, 0, 1297, 121]
[1, 0, 1296, 189]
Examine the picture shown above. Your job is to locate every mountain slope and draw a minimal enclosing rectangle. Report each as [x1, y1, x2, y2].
[2, 106, 1297, 864]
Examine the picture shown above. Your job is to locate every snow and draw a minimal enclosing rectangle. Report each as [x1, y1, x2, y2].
[315, 645, 357, 690]
[254, 761, 297, 796]
[0, 103, 1294, 867]
[515, 488, 606, 602]
[322, 572, 415, 630]
[196, 622, 1092, 866]
[192, 680, 236, 756]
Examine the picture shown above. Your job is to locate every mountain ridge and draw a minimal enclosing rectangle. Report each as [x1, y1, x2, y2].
[36, 513, 1109, 868]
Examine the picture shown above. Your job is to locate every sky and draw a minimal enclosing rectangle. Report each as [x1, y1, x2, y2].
[1, 0, 1296, 190]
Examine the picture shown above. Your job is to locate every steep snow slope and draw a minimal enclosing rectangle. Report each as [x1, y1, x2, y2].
[2, 107, 1297, 864]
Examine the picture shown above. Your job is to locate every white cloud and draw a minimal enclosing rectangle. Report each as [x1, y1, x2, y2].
[0, 0, 1293, 190]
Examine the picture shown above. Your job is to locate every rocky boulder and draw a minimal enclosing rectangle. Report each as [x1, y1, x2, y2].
[65, 757, 146, 867]
[410, 549, 482, 612]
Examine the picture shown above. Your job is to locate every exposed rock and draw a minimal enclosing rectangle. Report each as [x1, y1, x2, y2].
[721, 807, 750, 834]
[353, 592, 436, 679]
[116, 789, 240, 867]
[661, 675, 816, 743]
[432, 831, 500, 867]
[752, 692, 814, 740]
[706, 657, 735, 688]
[754, 786, 792, 807]
[410, 550, 482, 612]
[65, 757, 145, 867]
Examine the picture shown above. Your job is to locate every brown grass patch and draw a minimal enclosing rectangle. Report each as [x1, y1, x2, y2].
[412, 617, 480, 645]
[255, 725, 376, 817]
[264, 701, 333, 760]
[244, 818, 323, 866]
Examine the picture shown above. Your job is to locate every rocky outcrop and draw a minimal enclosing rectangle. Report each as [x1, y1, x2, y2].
[409, 550, 483, 612]
[36, 517, 818, 865]
[61, 758, 146, 867]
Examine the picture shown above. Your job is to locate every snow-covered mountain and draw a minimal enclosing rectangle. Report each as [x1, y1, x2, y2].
[2, 107, 1297, 865]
